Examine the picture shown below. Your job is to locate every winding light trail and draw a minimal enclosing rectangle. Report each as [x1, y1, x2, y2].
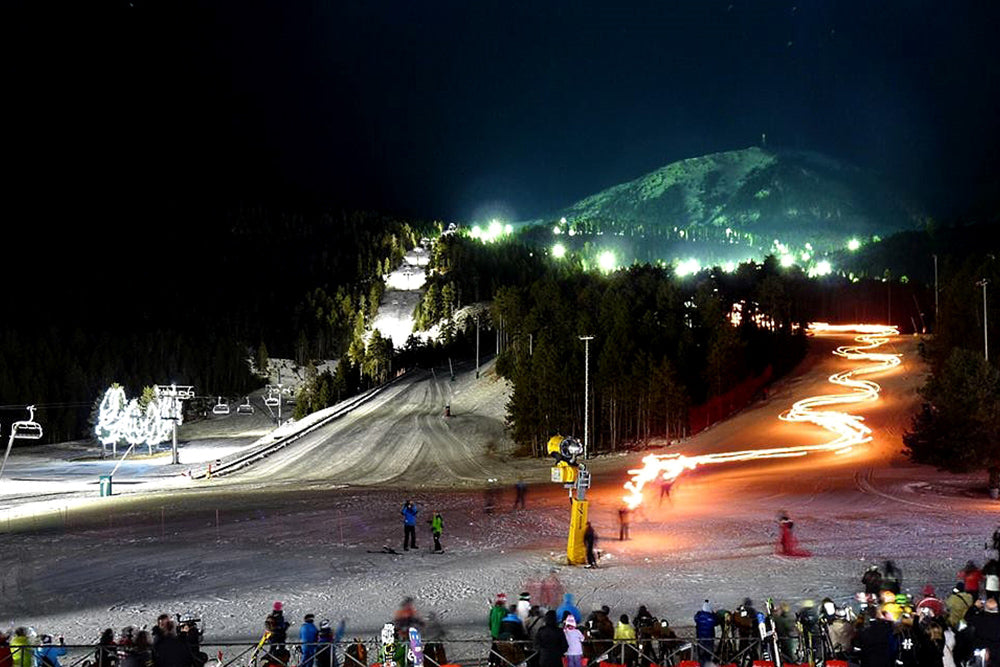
[622, 323, 901, 509]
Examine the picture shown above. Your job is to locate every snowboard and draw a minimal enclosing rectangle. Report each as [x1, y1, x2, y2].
[408, 627, 424, 667]
[379, 623, 398, 667]
[367, 546, 401, 554]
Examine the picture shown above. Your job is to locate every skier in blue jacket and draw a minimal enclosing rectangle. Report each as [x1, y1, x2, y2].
[402, 501, 419, 551]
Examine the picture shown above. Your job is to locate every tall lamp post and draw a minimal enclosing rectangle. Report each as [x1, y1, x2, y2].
[933, 254, 939, 329]
[979, 279, 989, 361]
[579, 335, 594, 460]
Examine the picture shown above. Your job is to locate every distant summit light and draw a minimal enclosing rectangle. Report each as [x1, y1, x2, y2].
[552, 243, 567, 259]
[598, 250, 617, 273]
[847, 238, 861, 251]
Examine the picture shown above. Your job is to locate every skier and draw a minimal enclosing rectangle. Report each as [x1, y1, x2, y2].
[619, 506, 632, 541]
[777, 512, 811, 557]
[429, 512, 444, 553]
[299, 614, 319, 667]
[266, 602, 290, 651]
[401, 501, 419, 551]
[584, 522, 598, 568]
[514, 480, 527, 509]
[658, 477, 674, 506]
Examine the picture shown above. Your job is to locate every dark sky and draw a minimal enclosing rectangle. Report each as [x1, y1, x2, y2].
[7, 0, 1000, 226]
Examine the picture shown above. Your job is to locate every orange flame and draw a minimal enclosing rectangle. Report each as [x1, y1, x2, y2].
[622, 323, 901, 509]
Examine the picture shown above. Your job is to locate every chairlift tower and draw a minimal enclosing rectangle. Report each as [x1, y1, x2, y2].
[154, 384, 194, 464]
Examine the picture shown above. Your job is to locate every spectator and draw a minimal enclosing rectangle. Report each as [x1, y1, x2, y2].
[300, 614, 319, 667]
[883, 561, 902, 595]
[429, 512, 444, 553]
[619, 506, 631, 541]
[35, 635, 67, 667]
[853, 607, 896, 667]
[94, 629, 118, 667]
[315, 619, 345, 667]
[985, 560, 1000, 602]
[516, 593, 532, 623]
[556, 594, 582, 625]
[151, 621, 192, 667]
[694, 601, 718, 666]
[121, 631, 152, 667]
[0, 630, 12, 667]
[514, 480, 527, 510]
[960, 561, 983, 599]
[534, 610, 568, 667]
[946, 584, 974, 630]
[966, 597, 1000, 667]
[863, 565, 884, 596]
[499, 605, 527, 641]
[917, 585, 946, 620]
[562, 616, 585, 667]
[490, 593, 508, 640]
[525, 606, 545, 641]
[613, 614, 637, 666]
[151, 616, 171, 647]
[9, 628, 33, 667]
[267, 602, 290, 650]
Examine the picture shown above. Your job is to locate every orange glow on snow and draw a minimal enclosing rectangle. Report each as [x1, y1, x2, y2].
[622, 323, 901, 509]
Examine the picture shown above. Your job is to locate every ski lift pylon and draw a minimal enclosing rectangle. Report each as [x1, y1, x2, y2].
[236, 396, 255, 415]
[212, 396, 230, 416]
[11, 405, 43, 440]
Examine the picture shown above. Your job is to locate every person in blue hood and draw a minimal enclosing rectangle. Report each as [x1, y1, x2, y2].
[694, 601, 718, 666]
[36, 635, 67, 667]
[556, 594, 582, 625]
[401, 501, 419, 551]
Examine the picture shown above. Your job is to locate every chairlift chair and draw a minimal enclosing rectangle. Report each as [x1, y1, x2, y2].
[212, 397, 230, 416]
[236, 396, 255, 415]
[11, 405, 43, 440]
[264, 394, 280, 408]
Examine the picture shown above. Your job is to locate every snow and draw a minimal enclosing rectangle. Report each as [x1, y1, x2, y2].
[2, 330, 997, 667]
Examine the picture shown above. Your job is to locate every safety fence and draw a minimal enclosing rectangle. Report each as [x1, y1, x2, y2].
[41, 632, 852, 667]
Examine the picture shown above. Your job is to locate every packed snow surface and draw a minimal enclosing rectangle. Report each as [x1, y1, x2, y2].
[2, 331, 996, 660]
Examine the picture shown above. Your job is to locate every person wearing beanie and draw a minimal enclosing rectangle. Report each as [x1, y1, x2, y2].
[516, 593, 532, 623]
[266, 603, 289, 650]
[490, 594, 508, 640]
[35, 634, 67, 667]
[563, 615, 585, 667]
[534, 610, 568, 667]
[916, 585, 945, 619]
[315, 620, 346, 667]
[299, 614, 319, 667]
[613, 614, 637, 665]
[694, 601, 718, 666]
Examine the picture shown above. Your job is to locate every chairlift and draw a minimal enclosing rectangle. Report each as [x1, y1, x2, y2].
[236, 396, 255, 415]
[11, 405, 43, 440]
[264, 393, 280, 408]
[212, 397, 230, 416]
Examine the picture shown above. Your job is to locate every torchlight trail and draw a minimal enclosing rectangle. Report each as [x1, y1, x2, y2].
[622, 323, 901, 509]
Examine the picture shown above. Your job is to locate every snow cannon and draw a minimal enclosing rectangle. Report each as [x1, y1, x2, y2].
[548, 435, 582, 483]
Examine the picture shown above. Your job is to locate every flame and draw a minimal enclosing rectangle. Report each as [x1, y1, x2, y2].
[622, 323, 901, 509]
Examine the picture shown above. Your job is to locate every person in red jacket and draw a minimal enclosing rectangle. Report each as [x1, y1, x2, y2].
[960, 560, 983, 598]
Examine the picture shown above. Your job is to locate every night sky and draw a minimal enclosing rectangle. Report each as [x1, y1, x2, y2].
[7, 1, 1000, 228]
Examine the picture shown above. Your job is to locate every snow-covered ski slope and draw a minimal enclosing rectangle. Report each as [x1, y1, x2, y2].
[4, 329, 997, 650]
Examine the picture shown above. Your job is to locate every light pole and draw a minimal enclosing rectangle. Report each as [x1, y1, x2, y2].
[979, 279, 989, 361]
[579, 335, 594, 460]
[933, 254, 939, 329]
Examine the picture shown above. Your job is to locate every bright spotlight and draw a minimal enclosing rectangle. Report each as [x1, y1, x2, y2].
[552, 243, 567, 259]
[675, 258, 701, 277]
[553, 226, 562, 235]
[847, 238, 861, 251]
[598, 250, 616, 272]
[780, 254, 795, 267]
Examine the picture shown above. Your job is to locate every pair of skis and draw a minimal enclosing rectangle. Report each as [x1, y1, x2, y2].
[756, 598, 783, 667]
